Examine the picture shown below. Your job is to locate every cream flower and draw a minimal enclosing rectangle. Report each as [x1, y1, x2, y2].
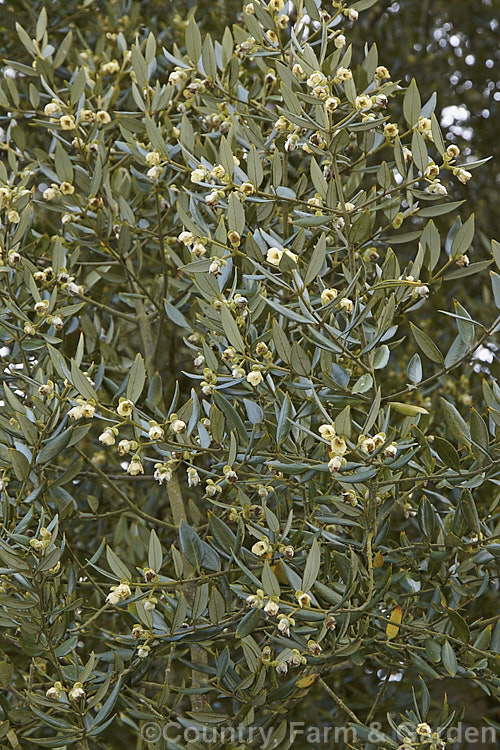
[456, 168, 472, 184]
[171, 419, 186, 434]
[8, 250, 21, 264]
[239, 181, 256, 196]
[69, 683, 86, 701]
[99, 428, 116, 446]
[418, 116, 432, 136]
[416, 284, 430, 297]
[307, 70, 326, 88]
[340, 298, 354, 313]
[384, 443, 398, 459]
[60, 181, 74, 195]
[44, 102, 60, 116]
[209, 259, 221, 274]
[169, 69, 184, 85]
[46, 683, 63, 700]
[416, 723, 432, 737]
[446, 144, 460, 159]
[192, 242, 207, 256]
[267, 247, 283, 266]
[60, 115, 76, 130]
[68, 405, 84, 420]
[383, 123, 399, 139]
[187, 467, 200, 487]
[146, 151, 161, 166]
[211, 164, 226, 180]
[147, 165, 162, 181]
[328, 455, 344, 472]
[311, 85, 328, 100]
[325, 96, 340, 112]
[106, 583, 131, 605]
[79, 109, 94, 122]
[35, 300, 50, 315]
[101, 60, 120, 75]
[148, 423, 164, 440]
[178, 231, 194, 245]
[336, 67, 352, 82]
[252, 538, 271, 556]
[95, 110, 111, 124]
[42, 187, 57, 201]
[190, 167, 206, 183]
[375, 66, 390, 79]
[264, 599, 280, 616]
[330, 436, 347, 455]
[429, 180, 447, 196]
[319, 424, 336, 441]
[80, 401, 95, 417]
[246, 590, 264, 608]
[247, 370, 263, 387]
[154, 464, 172, 484]
[321, 288, 338, 305]
[425, 163, 439, 179]
[360, 437, 376, 454]
[117, 399, 133, 417]
[127, 457, 144, 475]
[118, 439, 132, 455]
[295, 590, 311, 608]
[278, 615, 294, 636]
[355, 95, 372, 111]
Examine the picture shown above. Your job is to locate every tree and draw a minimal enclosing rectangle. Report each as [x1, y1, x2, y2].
[0, 0, 499, 748]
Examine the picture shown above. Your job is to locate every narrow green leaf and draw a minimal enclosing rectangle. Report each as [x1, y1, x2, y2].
[126, 353, 146, 402]
[403, 78, 421, 127]
[440, 398, 471, 447]
[106, 546, 131, 581]
[220, 305, 245, 352]
[227, 192, 245, 234]
[441, 640, 457, 676]
[272, 320, 291, 363]
[262, 562, 280, 597]
[407, 353, 422, 384]
[148, 530, 163, 572]
[302, 538, 321, 592]
[491, 271, 500, 308]
[304, 234, 326, 286]
[409, 322, 444, 363]
[179, 520, 203, 569]
[185, 17, 202, 62]
[276, 393, 292, 445]
[450, 214, 474, 258]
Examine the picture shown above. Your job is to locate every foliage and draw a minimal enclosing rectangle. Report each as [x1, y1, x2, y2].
[0, 0, 499, 748]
